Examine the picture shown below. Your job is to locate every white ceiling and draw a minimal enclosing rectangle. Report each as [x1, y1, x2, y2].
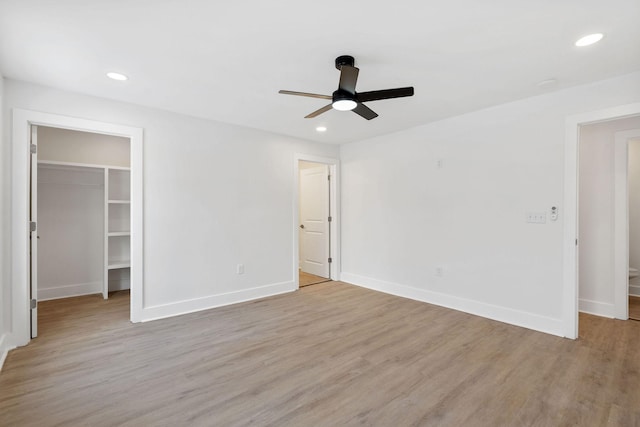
[1, 0, 639, 144]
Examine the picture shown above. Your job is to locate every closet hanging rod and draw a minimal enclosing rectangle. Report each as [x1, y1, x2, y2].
[38, 160, 130, 171]
[38, 181, 104, 187]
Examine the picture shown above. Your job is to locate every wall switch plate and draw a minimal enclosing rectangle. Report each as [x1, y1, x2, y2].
[237, 264, 244, 274]
[526, 212, 547, 224]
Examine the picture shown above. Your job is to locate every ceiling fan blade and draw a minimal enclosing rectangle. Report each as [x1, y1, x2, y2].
[338, 65, 359, 94]
[352, 103, 378, 120]
[279, 90, 332, 100]
[305, 104, 333, 118]
[356, 87, 414, 102]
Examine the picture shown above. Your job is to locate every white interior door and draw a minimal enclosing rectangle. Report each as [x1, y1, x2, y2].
[30, 125, 38, 338]
[299, 164, 330, 278]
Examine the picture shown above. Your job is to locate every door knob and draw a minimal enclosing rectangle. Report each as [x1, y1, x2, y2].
[300, 224, 305, 229]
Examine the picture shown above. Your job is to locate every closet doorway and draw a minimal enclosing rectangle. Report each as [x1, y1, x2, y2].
[295, 156, 340, 288]
[30, 126, 131, 338]
[12, 109, 143, 347]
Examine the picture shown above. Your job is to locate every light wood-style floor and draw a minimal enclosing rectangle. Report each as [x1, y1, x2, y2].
[2, 283, 640, 426]
[630, 296, 640, 320]
[299, 270, 330, 287]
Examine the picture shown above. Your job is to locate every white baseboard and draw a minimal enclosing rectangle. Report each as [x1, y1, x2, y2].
[340, 272, 565, 337]
[629, 285, 640, 297]
[579, 298, 615, 318]
[0, 334, 16, 372]
[38, 281, 102, 301]
[140, 280, 296, 322]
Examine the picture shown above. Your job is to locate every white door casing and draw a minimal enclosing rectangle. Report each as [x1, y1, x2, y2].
[564, 102, 640, 339]
[299, 165, 330, 278]
[30, 125, 38, 338]
[613, 129, 640, 319]
[11, 109, 144, 348]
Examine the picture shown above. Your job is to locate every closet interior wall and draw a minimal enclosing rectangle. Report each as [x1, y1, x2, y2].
[37, 126, 130, 300]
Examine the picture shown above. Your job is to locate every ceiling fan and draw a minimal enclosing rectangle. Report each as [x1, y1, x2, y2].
[279, 55, 414, 120]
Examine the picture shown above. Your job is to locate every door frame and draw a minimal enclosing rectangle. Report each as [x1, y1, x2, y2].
[562, 102, 640, 339]
[293, 154, 340, 287]
[11, 109, 144, 347]
[613, 129, 640, 319]
[29, 125, 38, 338]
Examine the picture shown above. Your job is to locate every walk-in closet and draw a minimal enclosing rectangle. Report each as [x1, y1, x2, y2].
[36, 126, 131, 301]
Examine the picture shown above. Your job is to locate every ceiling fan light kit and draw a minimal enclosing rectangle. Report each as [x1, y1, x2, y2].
[332, 98, 357, 111]
[279, 55, 414, 120]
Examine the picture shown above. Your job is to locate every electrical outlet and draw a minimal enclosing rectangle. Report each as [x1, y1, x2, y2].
[237, 264, 244, 275]
[435, 267, 443, 277]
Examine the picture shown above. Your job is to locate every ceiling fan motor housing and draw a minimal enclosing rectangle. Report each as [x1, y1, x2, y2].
[332, 89, 355, 103]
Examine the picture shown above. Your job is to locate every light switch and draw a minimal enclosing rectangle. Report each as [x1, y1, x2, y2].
[526, 212, 547, 224]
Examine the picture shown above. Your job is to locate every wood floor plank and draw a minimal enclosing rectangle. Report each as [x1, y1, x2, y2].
[299, 270, 330, 287]
[630, 296, 640, 320]
[1, 283, 640, 426]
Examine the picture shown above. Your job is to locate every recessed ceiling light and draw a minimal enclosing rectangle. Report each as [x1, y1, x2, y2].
[316, 126, 327, 132]
[107, 72, 128, 81]
[575, 33, 603, 47]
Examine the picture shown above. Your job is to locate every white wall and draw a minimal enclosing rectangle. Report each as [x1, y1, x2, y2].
[3, 79, 339, 339]
[579, 117, 640, 316]
[0, 74, 9, 368]
[37, 165, 105, 300]
[626, 138, 640, 296]
[38, 126, 130, 167]
[340, 71, 640, 337]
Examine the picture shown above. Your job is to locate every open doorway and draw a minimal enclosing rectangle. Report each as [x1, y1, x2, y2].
[298, 161, 332, 287]
[294, 155, 340, 288]
[577, 115, 640, 327]
[30, 126, 132, 338]
[625, 136, 640, 320]
[11, 109, 143, 348]
[564, 103, 640, 339]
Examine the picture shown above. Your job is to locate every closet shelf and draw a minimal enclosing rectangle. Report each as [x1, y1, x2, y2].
[108, 260, 131, 270]
[105, 168, 131, 298]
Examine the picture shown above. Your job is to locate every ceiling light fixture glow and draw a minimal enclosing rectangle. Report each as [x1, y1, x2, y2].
[575, 33, 603, 47]
[316, 126, 327, 132]
[332, 99, 357, 111]
[107, 72, 128, 81]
